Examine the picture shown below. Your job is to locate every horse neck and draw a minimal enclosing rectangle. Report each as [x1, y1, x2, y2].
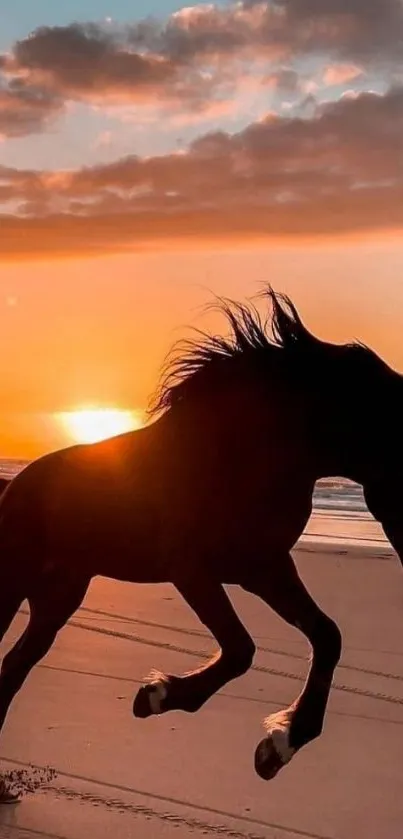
[313, 402, 389, 487]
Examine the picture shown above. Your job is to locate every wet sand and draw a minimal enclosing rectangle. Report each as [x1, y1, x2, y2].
[0, 542, 402, 839]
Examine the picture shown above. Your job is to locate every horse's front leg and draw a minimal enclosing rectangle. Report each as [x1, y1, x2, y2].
[133, 576, 255, 718]
[363, 483, 403, 564]
[243, 553, 342, 780]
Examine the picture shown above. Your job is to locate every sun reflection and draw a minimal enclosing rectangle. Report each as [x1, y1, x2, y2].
[58, 407, 143, 444]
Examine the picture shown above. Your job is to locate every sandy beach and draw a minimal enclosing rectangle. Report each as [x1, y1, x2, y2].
[0, 540, 402, 839]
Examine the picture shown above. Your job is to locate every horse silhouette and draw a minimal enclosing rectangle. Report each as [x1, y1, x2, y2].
[0, 288, 401, 785]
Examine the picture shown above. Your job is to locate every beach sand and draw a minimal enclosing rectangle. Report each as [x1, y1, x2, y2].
[0, 541, 402, 839]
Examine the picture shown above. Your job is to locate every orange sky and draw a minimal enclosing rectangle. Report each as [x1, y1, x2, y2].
[2, 4, 403, 458]
[1, 239, 403, 459]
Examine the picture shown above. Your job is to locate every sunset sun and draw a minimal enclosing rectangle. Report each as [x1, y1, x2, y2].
[59, 408, 143, 444]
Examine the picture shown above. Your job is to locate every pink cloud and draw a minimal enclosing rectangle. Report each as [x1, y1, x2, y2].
[0, 1, 401, 137]
[1, 86, 402, 258]
[323, 63, 364, 87]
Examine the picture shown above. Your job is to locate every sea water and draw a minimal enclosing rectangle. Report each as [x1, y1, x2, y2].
[0, 459, 387, 550]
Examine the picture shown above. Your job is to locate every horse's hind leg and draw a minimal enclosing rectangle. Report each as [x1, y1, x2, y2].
[0, 587, 24, 645]
[0, 572, 89, 733]
[133, 575, 255, 718]
[243, 552, 342, 781]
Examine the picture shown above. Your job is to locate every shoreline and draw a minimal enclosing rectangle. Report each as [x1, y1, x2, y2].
[295, 537, 394, 560]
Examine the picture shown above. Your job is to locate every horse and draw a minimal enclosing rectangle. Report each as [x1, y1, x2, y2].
[0, 287, 401, 791]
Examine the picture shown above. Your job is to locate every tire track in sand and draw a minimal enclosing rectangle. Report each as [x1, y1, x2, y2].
[65, 613, 403, 708]
[14, 607, 403, 709]
[0, 756, 333, 839]
[78, 606, 403, 684]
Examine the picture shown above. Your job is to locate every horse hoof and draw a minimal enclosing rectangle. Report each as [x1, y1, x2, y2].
[133, 686, 153, 718]
[133, 680, 168, 718]
[254, 710, 296, 780]
[254, 736, 287, 780]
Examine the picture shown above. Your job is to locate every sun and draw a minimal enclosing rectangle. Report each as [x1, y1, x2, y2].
[58, 407, 143, 444]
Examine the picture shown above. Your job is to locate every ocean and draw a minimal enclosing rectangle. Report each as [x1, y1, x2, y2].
[0, 459, 387, 550]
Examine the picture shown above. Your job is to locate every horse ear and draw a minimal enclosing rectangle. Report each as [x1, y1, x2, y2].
[267, 288, 312, 348]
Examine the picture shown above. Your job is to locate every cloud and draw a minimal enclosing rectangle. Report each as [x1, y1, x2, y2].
[1, 85, 402, 258]
[127, 1, 403, 68]
[323, 63, 364, 87]
[92, 129, 113, 149]
[0, 20, 234, 134]
[265, 67, 301, 94]
[7, 23, 178, 100]
[1, 1, 402, 137]
[0, 73, 63, 137]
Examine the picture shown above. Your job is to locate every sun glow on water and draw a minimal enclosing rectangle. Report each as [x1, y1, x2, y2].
[58, 407, 143, 444]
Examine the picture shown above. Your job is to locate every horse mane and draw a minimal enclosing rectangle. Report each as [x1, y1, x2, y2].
[148, 287, 395, 418]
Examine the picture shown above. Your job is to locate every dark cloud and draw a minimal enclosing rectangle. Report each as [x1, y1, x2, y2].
[264, 68, 301, 93]
[0, 20, 223, 129]
[1, 86, 402, 257]
[10, 23, 177, 99]
[280, 0, 403, 62]
[0, 74, 63, 137]
[127, 1, 403, 67]
[2, 20, 225, 115]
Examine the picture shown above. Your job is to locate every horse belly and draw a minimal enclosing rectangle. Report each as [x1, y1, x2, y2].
[50, 493, 165, 583]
